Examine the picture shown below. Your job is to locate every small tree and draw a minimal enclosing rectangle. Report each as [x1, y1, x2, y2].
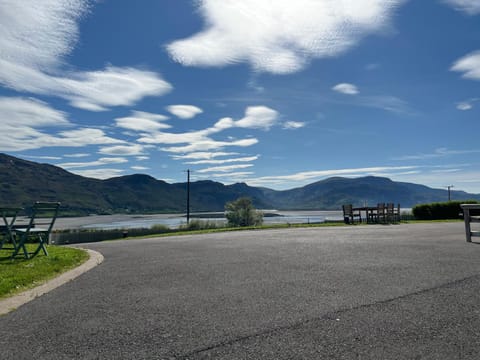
[225, 197, 263, 227]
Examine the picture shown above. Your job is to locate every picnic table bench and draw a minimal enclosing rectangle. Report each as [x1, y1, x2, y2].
[461, 204, 480, 242]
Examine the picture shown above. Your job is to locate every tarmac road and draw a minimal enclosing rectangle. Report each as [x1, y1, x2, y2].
[1, 222, 480, 359]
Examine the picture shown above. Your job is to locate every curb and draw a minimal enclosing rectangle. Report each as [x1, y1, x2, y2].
[0, 248, 104, 316]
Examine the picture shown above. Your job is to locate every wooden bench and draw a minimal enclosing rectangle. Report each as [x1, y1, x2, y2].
[461, 204, 480, 242]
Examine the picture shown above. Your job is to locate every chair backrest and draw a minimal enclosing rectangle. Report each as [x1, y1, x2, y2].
[342, 204, 353, 216]
[377, 203, 385, 214]
[25, 202, 61, 234]
[386, 203, 394, 214]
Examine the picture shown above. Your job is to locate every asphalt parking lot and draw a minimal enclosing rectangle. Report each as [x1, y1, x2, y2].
[1, 222, 480, 359]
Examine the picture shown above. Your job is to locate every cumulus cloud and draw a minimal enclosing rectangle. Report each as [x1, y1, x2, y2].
[443, 0, 480, 15]
[0, 96, 123, 151]
[167, 0, 404, 74]
[116, 111, 171, 132]
[0, 1, 171, 111]
[332, 83, 359, 95]
[451, 51, 480, 80]
[166, 105, 203, 119]
[137, 106, 277, 155]
[234, 106, 279, 130]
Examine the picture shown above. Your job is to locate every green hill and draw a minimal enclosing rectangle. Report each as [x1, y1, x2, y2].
[1, 153, 478, 215]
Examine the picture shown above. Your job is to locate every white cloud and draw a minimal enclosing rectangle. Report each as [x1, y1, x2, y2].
[0, 96, 70, 127]
[64, 153, 90, 158]
[131, 166, 149, 171]
[171, 152, 239, 160]
[0, 1, 172, 111]
[57, 157, 128, 169]
[0, 0, 86, 70]
[0, 96, 124, 151]
[185, 155, 259, 165]
[207, 171, 254, 178]
[451, 51, 480, 80]
[197, 164, 254, 173]
[358, 95, 411, 114]
[166, 105, 203, 119]
[99, 144, 145, 156]
[136, 106, 277, 159]
[70, 168, 125, 179]
[116, 111, 171, 132]
[392, 147, 480, 161]
[234, 106, 279, 130]
[167, 0, 404, 74]
[24, 155, 63, 160]
[332, 83, 359, 95]
[161, 138, 259, 153]
[245, 165, 416, 188]
[59, 67, 172, 111]
[443, 0, 480, 15]
[282, 121, 306, 129]
[457, 102, 473, 110]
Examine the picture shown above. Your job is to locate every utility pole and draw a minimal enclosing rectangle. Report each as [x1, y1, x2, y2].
[446, 185, 454, 201]
[186, 169, 190, 224]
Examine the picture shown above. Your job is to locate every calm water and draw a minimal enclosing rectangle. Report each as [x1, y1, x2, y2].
[54, 210, 345, 230]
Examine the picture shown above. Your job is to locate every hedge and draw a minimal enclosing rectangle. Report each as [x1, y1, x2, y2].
[412, 200, 479, 220]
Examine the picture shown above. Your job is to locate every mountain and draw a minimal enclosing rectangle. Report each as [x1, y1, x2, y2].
[1, 153, 478, 215]
[263, 176, 480, 209]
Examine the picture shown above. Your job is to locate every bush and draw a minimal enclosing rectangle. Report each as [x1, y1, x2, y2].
[412, 200, 478, 220]
[178, 219, 223, 231]
[225, 197, 263, 227]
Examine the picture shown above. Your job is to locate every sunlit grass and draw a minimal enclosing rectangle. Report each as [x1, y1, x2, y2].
[0, 245, 89, 299]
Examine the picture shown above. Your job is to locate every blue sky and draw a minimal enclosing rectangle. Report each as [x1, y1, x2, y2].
[1, 0, 480, 193]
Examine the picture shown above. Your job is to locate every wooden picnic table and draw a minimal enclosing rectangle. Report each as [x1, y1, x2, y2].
[353, 206, 378, 223]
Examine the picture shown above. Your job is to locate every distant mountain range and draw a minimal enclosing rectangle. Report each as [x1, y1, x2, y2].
[1, 153, 478, 215]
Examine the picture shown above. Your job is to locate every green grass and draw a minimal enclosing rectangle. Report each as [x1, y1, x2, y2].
[0, 245, 89, 299]
[121, 220, 348, 240]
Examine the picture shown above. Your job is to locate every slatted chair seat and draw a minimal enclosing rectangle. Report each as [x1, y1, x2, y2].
[12, 202, 60, 259]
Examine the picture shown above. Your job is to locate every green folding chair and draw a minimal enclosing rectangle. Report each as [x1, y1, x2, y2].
[0, 207, 22, 252]
[12, 202, 60, 259]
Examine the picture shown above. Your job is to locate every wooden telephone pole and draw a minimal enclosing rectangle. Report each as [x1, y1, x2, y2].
[186, 169, 190, 224]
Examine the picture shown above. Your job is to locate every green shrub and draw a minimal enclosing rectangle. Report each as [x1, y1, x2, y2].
[412, 200, 478, 220]
[225, 197, 263, 227]
[150, 224, 171, 233]
[178, 219, 223, 231]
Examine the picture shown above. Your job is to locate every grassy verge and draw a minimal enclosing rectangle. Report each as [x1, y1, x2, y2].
[0, 245, 89, 300]
[123, 220, 348, 240]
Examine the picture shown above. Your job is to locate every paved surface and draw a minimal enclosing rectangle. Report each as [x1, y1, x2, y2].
[0, 249, 104, 316]
[1, 222, 480, 359]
